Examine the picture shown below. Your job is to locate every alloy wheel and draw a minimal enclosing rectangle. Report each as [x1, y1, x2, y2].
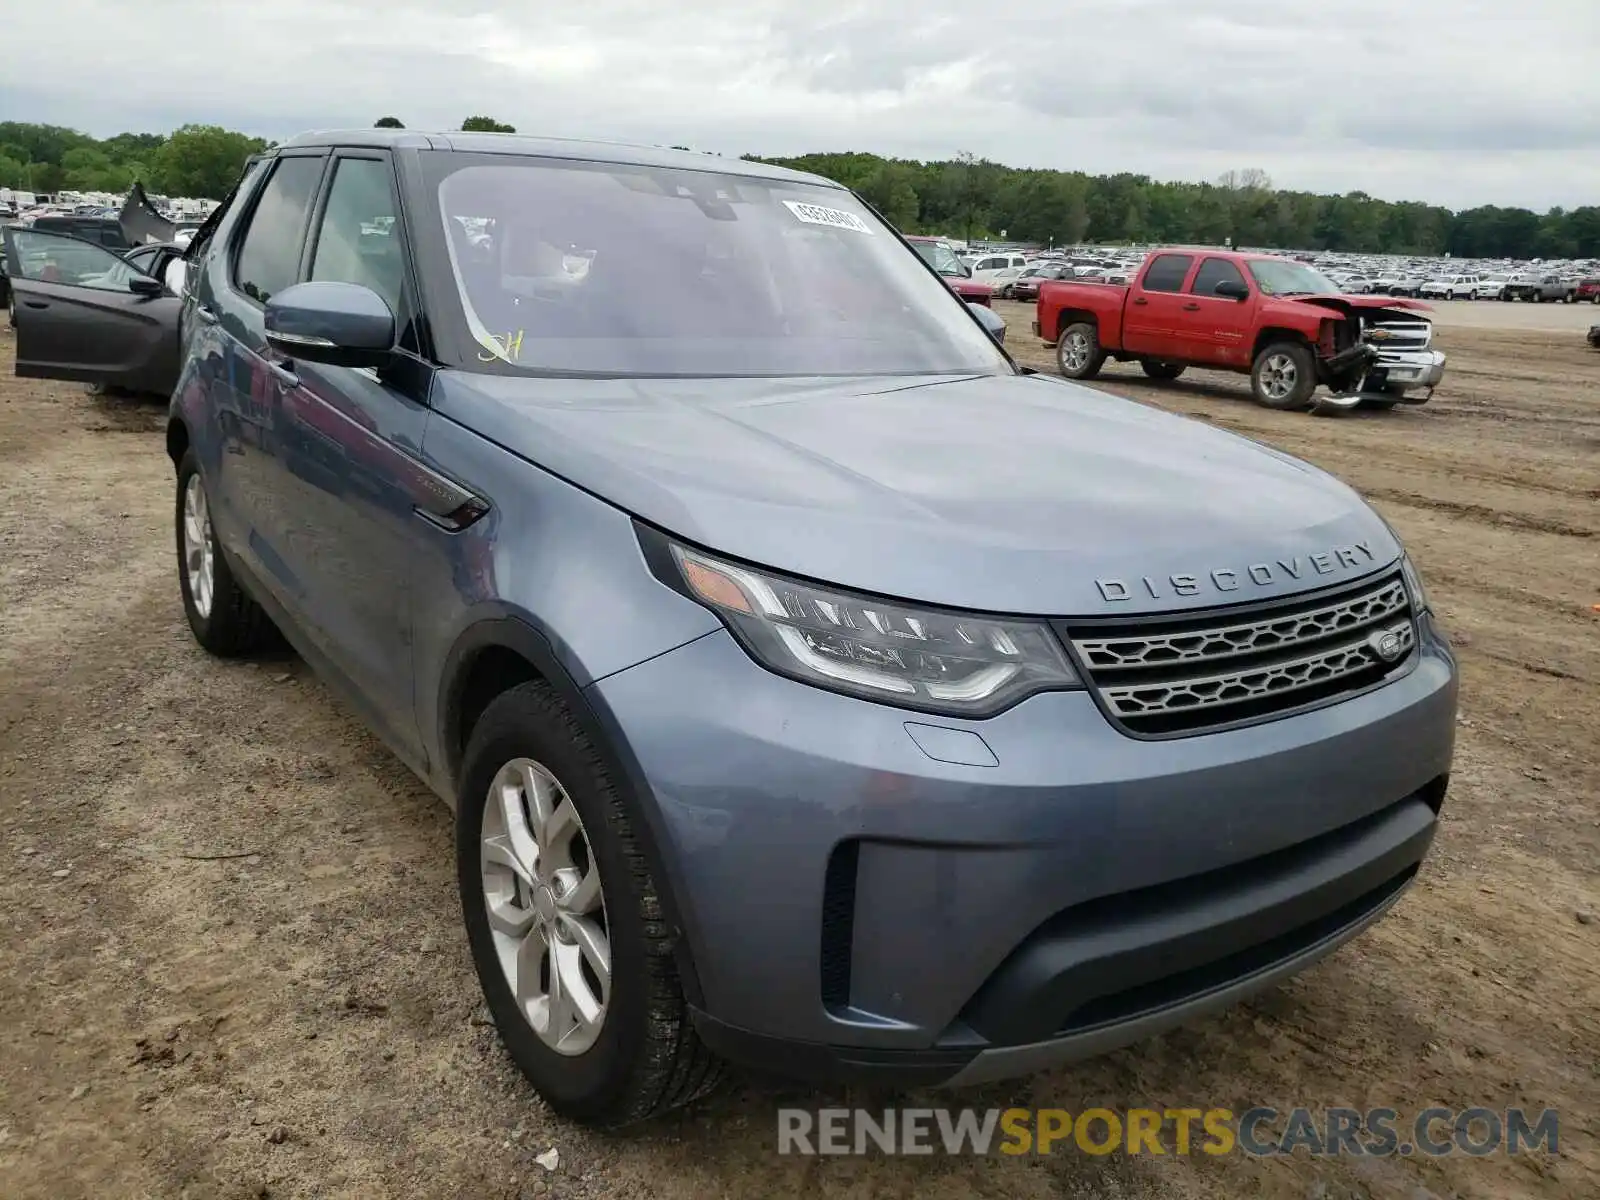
[1259, 353, 1298, 401]
[182, 474, 215, 619]
[480, 758, 611, 1056]
[1062, 331, 1091, 371]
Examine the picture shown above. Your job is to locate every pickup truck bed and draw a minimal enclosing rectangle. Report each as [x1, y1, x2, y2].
[1035, 249, 1446, 415]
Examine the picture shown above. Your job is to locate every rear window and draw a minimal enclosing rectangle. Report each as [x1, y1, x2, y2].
[1141, 253, 1193, 293]
[424, 154, 1009, 378]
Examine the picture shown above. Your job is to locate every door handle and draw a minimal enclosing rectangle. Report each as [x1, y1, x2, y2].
[196, 305, 218, 325]
[1182, 302, 1201, 311]
[23, 299, 47, 309]
[1131, 297, 1148, 306]
[267, 360, 300, 389]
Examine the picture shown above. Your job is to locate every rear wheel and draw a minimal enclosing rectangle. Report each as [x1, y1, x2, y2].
[1056, 322, 1105, 380]
[1250, 342, 1316, 411]
[458, 683, 722, 1126]
[175, 450, 278, 656]
[1139, 360, 1186, 381]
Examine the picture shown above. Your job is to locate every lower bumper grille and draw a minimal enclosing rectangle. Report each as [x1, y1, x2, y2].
[1058, 571, 1416, 737]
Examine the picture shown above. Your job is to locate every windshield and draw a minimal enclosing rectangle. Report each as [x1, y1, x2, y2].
[910, 240, 966, 277]
[1246, 259, 1341, 296]
[426, 154, 1009, 378]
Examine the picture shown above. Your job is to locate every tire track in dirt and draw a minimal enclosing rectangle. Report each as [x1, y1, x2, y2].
[1363, 487, 1596, 539]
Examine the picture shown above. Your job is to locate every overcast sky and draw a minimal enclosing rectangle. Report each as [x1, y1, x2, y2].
[5, 0, 1598, 210]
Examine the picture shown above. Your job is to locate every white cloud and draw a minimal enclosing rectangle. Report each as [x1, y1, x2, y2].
[4, 0, 1598, 209]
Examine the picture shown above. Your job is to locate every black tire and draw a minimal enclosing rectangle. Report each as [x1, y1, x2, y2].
[1139, 360, 1186, 381]
[1250, 341, 1317, 410]
[1056, 321, 1105, 380]
[175, 449, 278, 656]
[456, 682, 722, 1127]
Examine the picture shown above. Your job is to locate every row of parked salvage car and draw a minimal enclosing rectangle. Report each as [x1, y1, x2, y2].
[1325, 269, 1599, 303]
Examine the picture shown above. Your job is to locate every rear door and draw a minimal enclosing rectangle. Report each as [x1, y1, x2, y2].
[1, 226, 180, 394]
[1121, 252, 1195, 357]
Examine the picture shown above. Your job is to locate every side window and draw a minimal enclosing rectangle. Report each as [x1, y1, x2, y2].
[7, 229, 140, 292]
[309, 157, 405, 318]
[233, 156, 325, 305]
[1190, 257, 1247, 297]
[1142, 253, 1194, 293]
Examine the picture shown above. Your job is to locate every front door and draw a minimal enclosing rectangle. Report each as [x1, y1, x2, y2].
[2, 227, 181, 394]
[1180, 256, 1258, 368]
[215, 149, 432, 761]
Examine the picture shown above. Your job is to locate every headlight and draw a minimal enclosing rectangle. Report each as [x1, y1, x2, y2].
[665, 542, 1080, 716]
[1400, 553, 1430, 613]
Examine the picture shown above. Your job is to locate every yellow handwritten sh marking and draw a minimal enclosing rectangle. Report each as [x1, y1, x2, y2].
[477, 330, 526, 362]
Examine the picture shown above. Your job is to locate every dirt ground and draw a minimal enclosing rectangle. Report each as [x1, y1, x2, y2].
[1, 303, 1597, 1200]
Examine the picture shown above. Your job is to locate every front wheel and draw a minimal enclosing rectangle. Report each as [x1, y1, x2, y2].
[457, 682, 721, 1126]
[1056, 322, 1106, 380]
[1250, 342, 1316, 410]
[1139, 360, 1186, 381]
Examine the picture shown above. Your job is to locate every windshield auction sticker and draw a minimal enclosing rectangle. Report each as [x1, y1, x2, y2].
[782, 200, 874, 234]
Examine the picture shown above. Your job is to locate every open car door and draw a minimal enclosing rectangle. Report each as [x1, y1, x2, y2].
[2, 225, 181, 395]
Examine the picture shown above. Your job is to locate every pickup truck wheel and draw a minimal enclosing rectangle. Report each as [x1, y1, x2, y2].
[1139, 360, 1186, 381]
[458, 682, 722, 1126]
[1250, 342, 1316, 411]
[1056, 323, 1105, 380]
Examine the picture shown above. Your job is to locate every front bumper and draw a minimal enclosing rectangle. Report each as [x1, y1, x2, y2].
[1377, 348, 1447, 390]
[586, 614, 1458, 1086]
[1316, 348, 1447, 413]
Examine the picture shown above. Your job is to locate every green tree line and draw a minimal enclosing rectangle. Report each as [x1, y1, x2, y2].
[0, 117, 518, 202]
[748, 151, 1600, 260]
[4, 121, 1594, 259]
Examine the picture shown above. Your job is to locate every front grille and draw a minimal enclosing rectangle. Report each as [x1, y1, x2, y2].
[1364, 315, 1431, 353]
[1060, 572, 1415, 737]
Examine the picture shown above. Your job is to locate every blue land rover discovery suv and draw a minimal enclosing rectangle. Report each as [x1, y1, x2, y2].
[145, 131, 1453, 1125]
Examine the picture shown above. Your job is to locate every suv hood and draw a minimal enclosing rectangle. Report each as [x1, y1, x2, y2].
[434, 371, 1399, 616]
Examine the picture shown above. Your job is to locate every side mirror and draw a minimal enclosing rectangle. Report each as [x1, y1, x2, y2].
[264, 281, 395, 368]
[1213, 279, 1250, 301]
[128, 274, 164, 297]
[968, 302, 1006, 345]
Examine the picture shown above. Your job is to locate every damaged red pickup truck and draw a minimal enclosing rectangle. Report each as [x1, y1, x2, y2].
[1033, 249, 1447, 414]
